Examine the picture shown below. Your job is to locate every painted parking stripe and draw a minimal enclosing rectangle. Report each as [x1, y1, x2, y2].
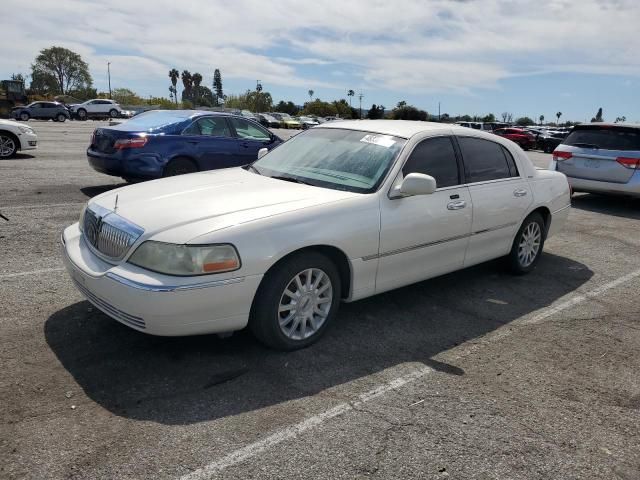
[1, 202, 84, 210]
[0, 267, 65, 279]
[178, 267, 640, 479]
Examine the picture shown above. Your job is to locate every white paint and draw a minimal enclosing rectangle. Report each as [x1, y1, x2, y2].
[179, 366, 433, 480]
[178, 267, 640, 479]
[0, 267, 64, 279]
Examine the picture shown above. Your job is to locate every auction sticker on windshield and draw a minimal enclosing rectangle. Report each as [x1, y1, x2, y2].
[360, 134, 396, 148]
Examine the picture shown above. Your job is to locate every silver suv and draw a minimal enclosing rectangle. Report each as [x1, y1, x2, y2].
[551, 123, 640, 197]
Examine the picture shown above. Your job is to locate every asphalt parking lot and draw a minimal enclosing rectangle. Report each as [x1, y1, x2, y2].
[2, 120, 640, 480]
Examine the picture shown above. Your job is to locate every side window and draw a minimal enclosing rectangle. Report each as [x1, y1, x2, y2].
[501, 146, 519, 177]
[402, 137, 460, 188]
[458, 137, 512, 183]
[185, 117, 231, 137]
[229, 117, 271, 140]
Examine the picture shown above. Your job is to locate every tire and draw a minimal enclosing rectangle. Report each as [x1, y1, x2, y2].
[56, 113, 67, 122]
[77, 109, 87, 120]
[249, 252, 342, 350]
[508, 212, 545, 275]
[19, 112, 29, 121]
[109, 109, 119, 118]
[0, 132, 18, 158]
[163, 157, 198, 177]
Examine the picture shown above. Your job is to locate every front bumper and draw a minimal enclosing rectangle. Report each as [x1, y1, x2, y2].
[61, 224, 263, 336]
[18, 131, 38, 150]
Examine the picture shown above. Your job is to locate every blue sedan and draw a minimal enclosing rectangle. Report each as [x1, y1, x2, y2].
[87, 110, 283, 181]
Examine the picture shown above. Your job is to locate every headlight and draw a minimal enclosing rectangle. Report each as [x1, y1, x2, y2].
[18, 126, 34, 134]
[128, 241, 241, 276]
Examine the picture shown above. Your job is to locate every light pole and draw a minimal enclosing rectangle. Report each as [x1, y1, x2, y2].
[107, 62, 112, 99]
[358, 92, 364, 119]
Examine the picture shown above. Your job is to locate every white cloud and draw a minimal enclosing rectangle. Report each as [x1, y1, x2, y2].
[1, 0, 639, 97]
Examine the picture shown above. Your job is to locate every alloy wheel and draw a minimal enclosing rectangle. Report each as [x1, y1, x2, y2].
[518, 221, 541, 267]
[0, 135, 16, 157]
[277, 268, 333, 340]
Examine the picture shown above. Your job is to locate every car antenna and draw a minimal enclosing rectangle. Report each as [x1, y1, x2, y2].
[114, 194, 119, 213]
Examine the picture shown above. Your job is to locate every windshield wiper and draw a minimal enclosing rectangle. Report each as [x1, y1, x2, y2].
[269, 175, 313, 186]
[571, 142, 600, 149]
[245, 164, 262, 175]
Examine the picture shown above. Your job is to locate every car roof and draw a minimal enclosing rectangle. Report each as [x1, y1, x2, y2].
[573, 122, 640, 130]
[318, 120, 452, 139]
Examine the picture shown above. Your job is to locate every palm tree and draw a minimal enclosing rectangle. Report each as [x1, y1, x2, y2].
[556, 111, 562, 125]
[181, 70, 192, 103]
[168, 68, 180, 104]
[308, 89, 314, 102]
[347, 89, 355, 107]
[539, 114, 544, 125]
[192, 72, 203, 108]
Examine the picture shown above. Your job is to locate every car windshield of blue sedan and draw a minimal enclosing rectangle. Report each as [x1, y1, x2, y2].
[251, 128, 406, 193]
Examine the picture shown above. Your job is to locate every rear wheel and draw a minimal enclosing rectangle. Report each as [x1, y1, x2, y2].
[0, 132, 18, 158]
[109, 109, 119, 118]
[163, 157, 197, 177]
[77, 109, 87, 120]
[19, 112, 29, 121]
[508, 212, 545, 275]
[56, 113, 67, 122]
[250, 252, 341, 350]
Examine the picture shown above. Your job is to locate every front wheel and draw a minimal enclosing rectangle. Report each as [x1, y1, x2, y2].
[250, 252, 341, 350]
[57, 113, 67, 122]
[109, 109, 119, 118]
[0, 133, 18, 158]
[77, 109, 87, 120]
[19, 112, 29, 121]
[508, 212, 545, 275]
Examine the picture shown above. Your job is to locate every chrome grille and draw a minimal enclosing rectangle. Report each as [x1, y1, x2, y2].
[82, 204, 144, 261]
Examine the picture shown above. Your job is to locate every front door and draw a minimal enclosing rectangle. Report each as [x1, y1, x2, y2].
[228, 117, 278, 166]
[376, 136, 473, 294]
[181, 116, 240, 170]
[456, 136, 533, 266]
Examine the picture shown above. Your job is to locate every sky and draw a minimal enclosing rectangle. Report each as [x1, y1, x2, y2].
[2, 0, 639, 122]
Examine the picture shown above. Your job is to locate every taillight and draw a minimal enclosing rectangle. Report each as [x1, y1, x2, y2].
[616, 157, 640, 169]
[553, 150, 572, 161]
[114, 137, 148, 150]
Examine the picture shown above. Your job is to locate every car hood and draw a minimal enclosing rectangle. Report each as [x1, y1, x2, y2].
[91, 167, 359, 243]
[0, 119, 26, 128]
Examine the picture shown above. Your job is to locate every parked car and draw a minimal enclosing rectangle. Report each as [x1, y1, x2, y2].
[537, 131, 568, 153]
[0, 118, 37, 158]
[63, 120, 570, 350]
[257, 113, 281, 128]
[271, 112, 302, 129]
[297, 116, 320, 129]
[69, 99, 122, 120]
[86, 110, 282, 182]
[493, 127, 536, 150]
[551, 123, 640, 197]
[241, 110, 259, 121]
[11, 101, 70, 122]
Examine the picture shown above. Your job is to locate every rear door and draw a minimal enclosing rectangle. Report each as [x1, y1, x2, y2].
[228, 117, 279, 165]
[555, 126, 640, 184]
[181, 116, 240, 170]
[457, 136, 533, 267]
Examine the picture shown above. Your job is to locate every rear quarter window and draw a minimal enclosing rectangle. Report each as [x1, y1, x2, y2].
[564, 127, 640, 151]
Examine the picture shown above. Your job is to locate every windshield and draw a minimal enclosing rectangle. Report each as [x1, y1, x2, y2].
[251, 128, 406, 193]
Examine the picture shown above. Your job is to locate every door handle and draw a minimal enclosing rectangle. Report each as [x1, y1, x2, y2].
[514, 189, 528, 197]
[447, 200, 466, 210]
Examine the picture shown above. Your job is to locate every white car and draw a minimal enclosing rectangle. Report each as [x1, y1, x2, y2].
[0, 119, 37, 158]
[69, 99, 122, 120]
[62, 120, 570, 349]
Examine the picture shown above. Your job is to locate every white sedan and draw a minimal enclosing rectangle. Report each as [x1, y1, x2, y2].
[62, 120, 570, 349]
[0, 119, 37, 158]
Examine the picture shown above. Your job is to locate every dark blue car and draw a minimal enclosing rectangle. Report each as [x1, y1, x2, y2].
[87, 110, 282, 181]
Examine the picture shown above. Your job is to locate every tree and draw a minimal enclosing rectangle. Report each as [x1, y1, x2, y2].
[615, 116, 626, 123]
[556, 111, 562, 124]
[367, 104, 385, 119]
[192, 72, 203, 107]
[30, 46, 92, 96]
[501, 112, 511, 122]
[213, 69, 223, 104]
[181, 70, 193, 103]
[347, 89, 355, 106]
[515, 116, 534, 126]
[111, 88, 145, 105]
[302, 99, 337, 117]
[539, 114, 544, 125]
[591, 107, 603, 123]
[274, 100, 299, 115]
[482, 113, 496, 123]
[168, 68, 179, 104]
[225, 90, 273, 112]
[332, 99, 353, 118]
[391, 103, 427, 121]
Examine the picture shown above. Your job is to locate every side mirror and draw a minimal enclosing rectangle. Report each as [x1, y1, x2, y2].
[257, 147, 269, 159]
[397, 173, 437, 197]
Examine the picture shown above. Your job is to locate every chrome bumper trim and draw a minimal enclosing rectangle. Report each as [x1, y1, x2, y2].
[105, 272, 245, 292]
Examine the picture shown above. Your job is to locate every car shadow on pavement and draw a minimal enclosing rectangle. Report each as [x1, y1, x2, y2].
[571, 193, 640, 220]
[3, 153, 35, 160]
[45, 252, 592, 425]
[80, 183, 127, 198]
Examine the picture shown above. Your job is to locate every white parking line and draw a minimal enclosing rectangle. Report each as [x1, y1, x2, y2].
[0, 267, 65, 279]
[1, 202, 84, 210]
[179, 267, 640, 479]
